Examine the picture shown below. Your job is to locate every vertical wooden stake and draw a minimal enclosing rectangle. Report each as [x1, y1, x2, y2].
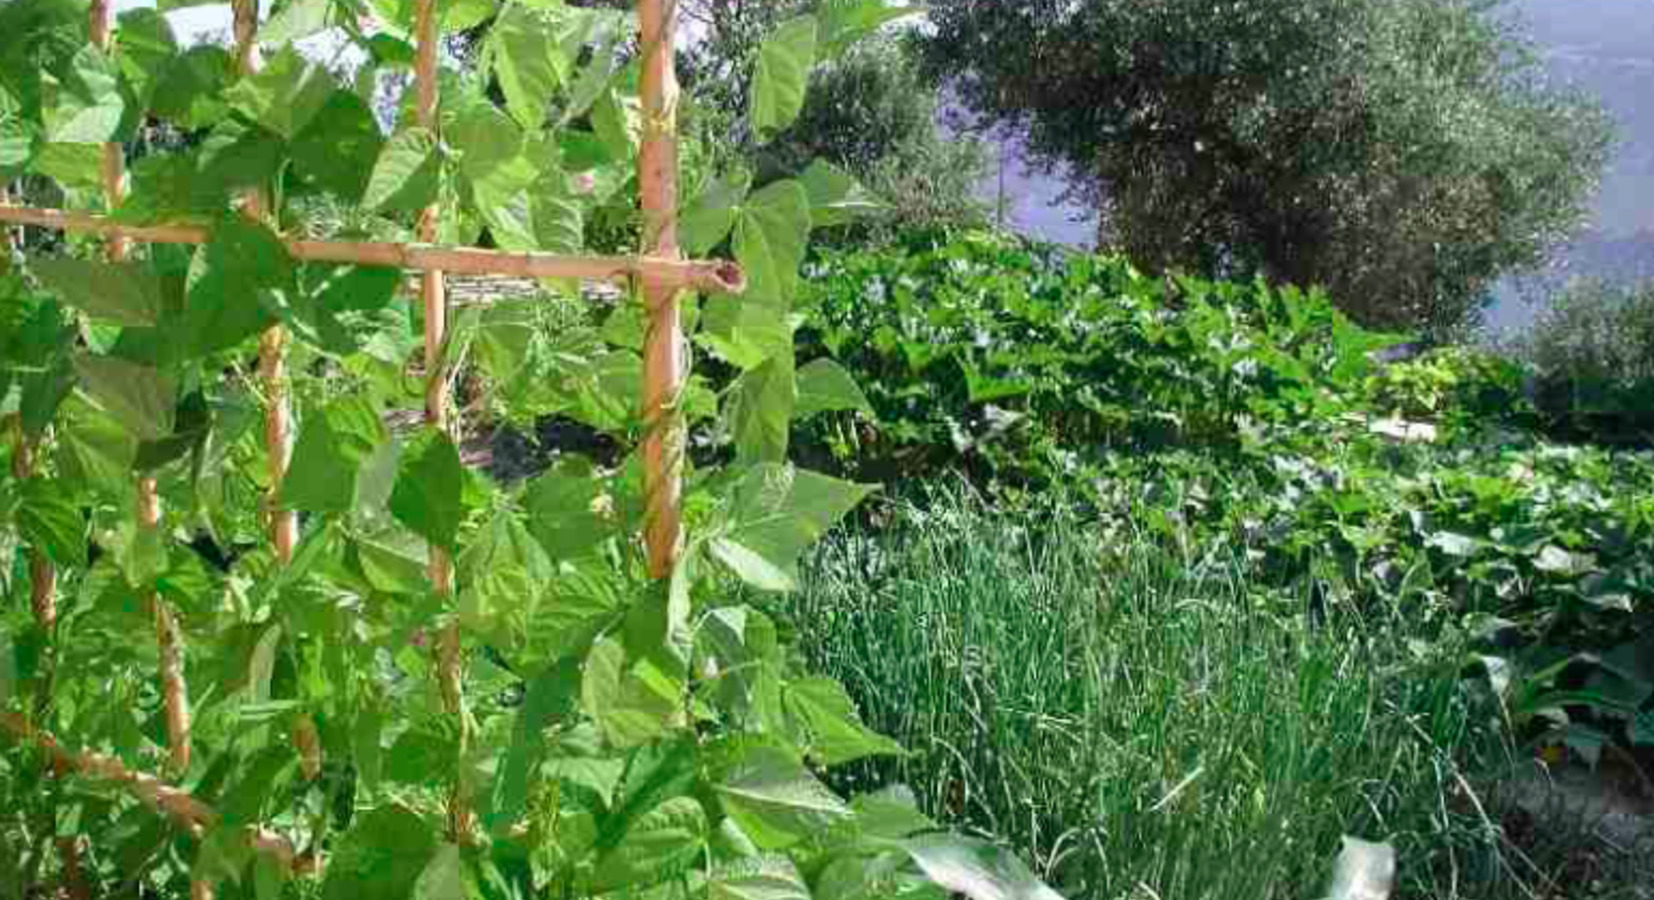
[0, 182, 19, 253]
[413, 0, 469, 843]
[232, 0, 299, 568]
[92, 0, 189, 778]
[639, 0, 685, 580]
[9, 429, 57, 633]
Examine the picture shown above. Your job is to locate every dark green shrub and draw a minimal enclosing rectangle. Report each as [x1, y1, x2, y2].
[1515, 279, 1654, 445]
[1363, 346, 1534, 429]
[794, 230, 1395, 482]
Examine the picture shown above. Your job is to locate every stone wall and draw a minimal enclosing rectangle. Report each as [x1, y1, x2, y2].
[399, 274, 626, 307]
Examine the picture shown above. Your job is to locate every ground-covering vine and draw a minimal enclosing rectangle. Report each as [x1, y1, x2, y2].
[0, 1, 1077, 897]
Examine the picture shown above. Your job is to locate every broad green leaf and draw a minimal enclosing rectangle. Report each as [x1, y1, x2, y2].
[20, 357, 75, 439]
[735, 180, 812, 306]
[0, 115, 36, 176]
[116, 9, 179, 107]
[698, 293, 793, 372]
[57, 400, 139, 493]
[730, 350, 795, 466]
[353, 705, 384, 796]
[903, 837, 1064, 900]
[488, 4, 563, 129]
[681, 169, 750, 257]
[389, 429, 470, 552]
[710, 464, 876, 592]
[31, 142, 104, 189]
[541, 733, 626, 805]
[1534, 544, 1591, 576]
[194, 118, 286, 205]
[800, 160, 884, 228]
[18, 477, 86, 567]
[284, 398, 387, 515]
[312, 264, 403, 313]
[260, 0, 333, 47]
[363, 127, 441, 214]
[582, 637, 679, 750]
[218, 745, 301, 825]
[450, 104, 526, 186]
[181, 219, 292, 359]
[151, 46, 233, 130]
[289, 90, 384, 203]
[710, 855, 812, 900]
[795, 357, 872, 419]
[751, 16, 817, 140]
[44, 46, 125, 144]
[590, 797, 707, 892]
[590, 87, 640, 162]
[714, 745, 850, 850]
[489, 656, 581, 830]
[321, 806, 439, 900]
[785, 676, 904, 766]
[815, 0, 920, 57]
[355, 534, 429, 595]
[476, 167, 584, 255]
[561, 15, 627, 122]
[254, 856, 284, 900]
[524, 456, 609, 561]
[414, 844, 470, 900]
[852, 786, 936, 839]
[72, 354, 175, 441]
[1425, 531, 1480, 558]
[32, 259, 165, 326]
[195, 823, 256, 887]
[225, 46, 336, 139]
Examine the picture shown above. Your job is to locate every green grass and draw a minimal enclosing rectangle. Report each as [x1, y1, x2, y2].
[779, 486, 1564, 900]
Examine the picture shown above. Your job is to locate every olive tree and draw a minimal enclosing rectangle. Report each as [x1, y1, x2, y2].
[918, 0, 1613, 334]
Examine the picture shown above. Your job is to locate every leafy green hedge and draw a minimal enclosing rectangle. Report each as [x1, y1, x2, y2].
[790, 231, 1653, 757]
[794, 230, 1399, 482]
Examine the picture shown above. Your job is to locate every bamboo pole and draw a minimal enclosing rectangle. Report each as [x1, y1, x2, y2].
[9, 426, 57, 633]
[89, 0, 191, 780]
[233, 0, 299, 572]
[638, 0, 686, 578]
[411, 0, 471, 844]
[0, 206, 747, 294]
[231, 0, 321, 866]
[0, 182, 19, 253]
[0, 712, 303, 870]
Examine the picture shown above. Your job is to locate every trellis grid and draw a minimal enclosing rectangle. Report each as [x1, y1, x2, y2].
[0, 0, 734, 888]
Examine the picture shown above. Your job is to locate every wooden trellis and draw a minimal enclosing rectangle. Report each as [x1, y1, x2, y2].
[0, 0, 725, 883]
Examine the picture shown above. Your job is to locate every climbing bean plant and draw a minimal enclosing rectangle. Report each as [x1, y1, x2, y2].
[0, 0, 1062, 897]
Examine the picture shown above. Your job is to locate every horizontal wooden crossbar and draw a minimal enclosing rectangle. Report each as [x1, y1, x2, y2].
[0, 711, 307, 873]
[0, 205, 747, 296]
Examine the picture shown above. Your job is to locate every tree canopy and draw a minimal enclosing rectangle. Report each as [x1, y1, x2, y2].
[917, 0, 1614, 334]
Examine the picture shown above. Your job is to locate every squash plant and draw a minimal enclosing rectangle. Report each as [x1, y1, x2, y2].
[0, 0, 1065, 898]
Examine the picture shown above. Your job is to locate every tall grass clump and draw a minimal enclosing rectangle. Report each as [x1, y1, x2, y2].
[783, 486, 1520, 900]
